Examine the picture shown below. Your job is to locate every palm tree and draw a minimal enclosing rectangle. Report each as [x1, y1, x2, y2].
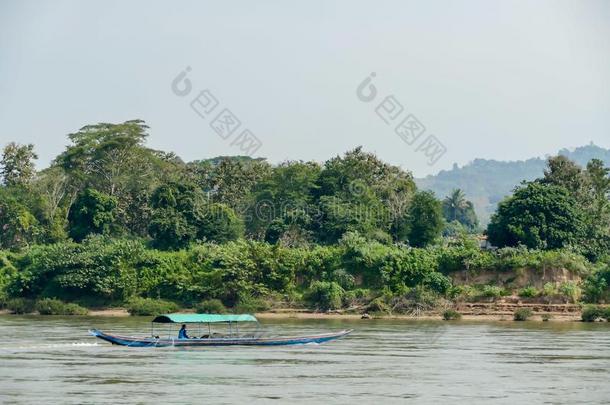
[443, 189, 467, 222]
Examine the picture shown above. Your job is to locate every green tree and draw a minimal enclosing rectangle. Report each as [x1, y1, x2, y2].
[148, 208, 196, 250]
[56, 120, 171, 236]
[148, 182, 206, 250]
[0, 190, 41, 249]
[581, 159, 610, 260]
[315, 147, 415, 202]
[199, 203, 244, 243]
[1, 142, 38, 187]
[203, 157, 271, 211]
[487, 182, 586, 250]
[586, 159, 610, 215]
[313, 147, 415, 243]
[68, 188, 118, 241]
[407, 191, 443, 247]
[33, 166, 73, 242]
[316, 194, 391, 244]
[442, 189, 479, 230]
[540, 155, 587, 202]
[247, 161, 320, 242]
[536, 155, 610, 259]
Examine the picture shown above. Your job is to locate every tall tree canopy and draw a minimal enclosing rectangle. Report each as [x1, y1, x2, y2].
[487, 182, 586, 250]
[442, 189, 479, 231]
[247, 161, 320, 244]
[540, 155, 587, 201]
[55, 120, 178, 236]
[2, 119, 607, 280]
[199, 203, 244, 244]
[148, 182, 206, 250]
[0, 189, 40, 250]
[534, 155, 610, 259]
[313, 147, 416, 243]
[68, 188, 118, 242]
[1, 142, 38, 187]
[407, 191, 444, 247]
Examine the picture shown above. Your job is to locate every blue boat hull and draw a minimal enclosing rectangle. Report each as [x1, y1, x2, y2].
[90, 329, 352, 347]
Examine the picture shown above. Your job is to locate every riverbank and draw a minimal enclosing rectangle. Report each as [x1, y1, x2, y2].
[256, 311, 583, 322]
[0, 304, 587, 322]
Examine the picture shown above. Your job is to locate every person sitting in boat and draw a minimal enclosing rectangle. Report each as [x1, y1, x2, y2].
[178, 324, 190, 339]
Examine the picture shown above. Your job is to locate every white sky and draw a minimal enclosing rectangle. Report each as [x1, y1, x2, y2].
[1, 0, 609, 176]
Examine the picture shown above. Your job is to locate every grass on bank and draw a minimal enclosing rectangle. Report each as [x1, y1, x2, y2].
[4, 297, 88, 315]
[442, 309, 462, 320]
[513, 308, 533, 321]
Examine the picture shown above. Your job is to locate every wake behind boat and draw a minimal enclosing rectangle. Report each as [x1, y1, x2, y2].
[90, 313, 352, 347]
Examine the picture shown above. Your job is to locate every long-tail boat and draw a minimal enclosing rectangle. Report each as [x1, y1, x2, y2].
[90, 313, 352, 347]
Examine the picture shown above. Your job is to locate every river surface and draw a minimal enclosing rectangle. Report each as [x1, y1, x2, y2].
[0, 316, 609, 404]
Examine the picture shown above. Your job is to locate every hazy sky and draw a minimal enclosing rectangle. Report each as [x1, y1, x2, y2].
[1, 0, 609, 176]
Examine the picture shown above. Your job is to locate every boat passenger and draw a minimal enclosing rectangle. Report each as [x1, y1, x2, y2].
[178, 324, 190, 339]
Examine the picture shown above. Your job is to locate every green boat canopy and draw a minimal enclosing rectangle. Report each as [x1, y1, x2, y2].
[152, 313, 258, 324]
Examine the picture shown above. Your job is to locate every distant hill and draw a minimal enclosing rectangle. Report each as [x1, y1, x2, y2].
[415, 143, 610, 225]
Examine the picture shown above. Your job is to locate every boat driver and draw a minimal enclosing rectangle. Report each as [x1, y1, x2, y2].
[178, 324, 190, 339]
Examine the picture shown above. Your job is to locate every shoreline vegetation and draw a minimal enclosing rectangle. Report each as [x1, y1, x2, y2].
[0, 306, 595, 322]
[1, 300, 608, 323]
[1, 122, 609, 325]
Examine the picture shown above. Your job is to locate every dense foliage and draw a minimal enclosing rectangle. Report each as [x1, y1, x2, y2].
[488, 155, 610, 261]
[487, 183, 585, 250]
[1, 120, 609, 311]
[0, 235, 600, 311]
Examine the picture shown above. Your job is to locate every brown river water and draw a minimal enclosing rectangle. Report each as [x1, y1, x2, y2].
[0, 315, 609, 404]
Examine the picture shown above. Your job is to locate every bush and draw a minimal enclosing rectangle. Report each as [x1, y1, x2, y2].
[513, 308, 533, 321]
[422, 272, 452, 295]
[449, 285, 478, 301]
[581, 306, 605, 322]
[493, 247, 591, 275]
[343, 288, 372, 307]
[36, 298, 88, 315]
[480, 285, 507, 298]
[233, 295, 270, 313]
[443, 309, 462, 320]
[559, 281, 582, 303]
[195, 299, 227, 314]
[126, 297, 179, 316]
[541, 282, 557, 297]
[365, 297, 389, 314]
[6, 298, 36, 314]
[582, 273, 608, 303]
[518, 286, 539, 298]
[329, 269, 355, 290]
[306, 281, 344, 310]
[390, 286, 440, 314]
[1, 238, 597, 314]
